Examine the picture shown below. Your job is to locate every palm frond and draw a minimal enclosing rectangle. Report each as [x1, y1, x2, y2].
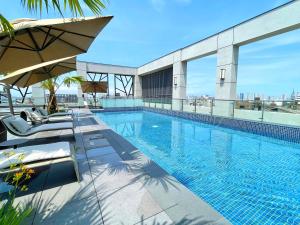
[41, 78, 56, 91]
[63, 75, 84, 87]
[21, 0, 106, 17]
[0, 14, 14, 36]
[83, 0, 106, 15]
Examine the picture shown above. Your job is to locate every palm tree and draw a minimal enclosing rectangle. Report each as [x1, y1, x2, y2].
[41, 75, 84, 113]
[0, 0, 106, 34]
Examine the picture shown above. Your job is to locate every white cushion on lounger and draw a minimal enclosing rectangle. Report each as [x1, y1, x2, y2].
[30, 111, 44, 121]
[49, 112, 72, 117]
[48, 116, 73, 122]
[37, 108, 48, 116]
[36, 108, 72, 117]
[9, 117, 30, 133]
[0, 142, 70, 169]
[30, 122, 73, 133]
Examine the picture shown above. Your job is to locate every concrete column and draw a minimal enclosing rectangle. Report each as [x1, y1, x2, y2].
[31, 83, 45, 106]
[214, 44, 238, 117]
[76, 61, 88, 106]
[134, 75, 142, 98]
[172, 51, 187, 110]
[215, 45, 239, 100]
[173, 63, 187, 98]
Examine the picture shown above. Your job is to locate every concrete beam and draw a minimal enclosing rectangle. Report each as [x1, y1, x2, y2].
[137, 53, 176, 76]
[234, 0, 300, 45]
[181, 36, 218, 61]
[78, 61, 137, 76]
[138, 0, 300, 75]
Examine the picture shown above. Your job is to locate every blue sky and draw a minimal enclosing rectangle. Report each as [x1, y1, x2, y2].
[2, 0, 300, 97]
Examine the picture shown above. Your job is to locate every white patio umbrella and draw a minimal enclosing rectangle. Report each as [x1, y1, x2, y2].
[0, 15, 112, 114]
[0, 56, 76, 88]
[0, 56, 77, 114]
[0, 16, 113, 73]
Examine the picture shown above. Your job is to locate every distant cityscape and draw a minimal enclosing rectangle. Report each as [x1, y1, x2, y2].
[237, 90, 300, 101]
[189, 90, 300, 101]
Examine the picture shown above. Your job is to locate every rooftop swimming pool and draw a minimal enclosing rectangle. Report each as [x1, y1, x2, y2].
[95, 110, 300, 225]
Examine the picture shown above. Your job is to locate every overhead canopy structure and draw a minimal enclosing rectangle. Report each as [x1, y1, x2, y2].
[0, 56, 76, 88]
[81, 81, 108, 93]
[0, 16, 113, 73]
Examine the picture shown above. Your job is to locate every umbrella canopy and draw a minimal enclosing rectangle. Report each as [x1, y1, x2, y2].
[0, 56, 76, 88]
[81, 81, 108, 93]
[0, 16, 112, 73]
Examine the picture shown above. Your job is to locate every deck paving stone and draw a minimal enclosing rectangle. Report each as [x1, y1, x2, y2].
[84, 138, 110, 150]
[14, 192, 43, 225]
[83, 133, 104, 141]
[133, 210, 173, 225]
[99, 180, 168, 225]
[88, 152, 125, 169]
[86, 146, 116, 158]
[33, 196, 103, 225]
[40, 162, 95, 204]
[91, 164, 143, 198]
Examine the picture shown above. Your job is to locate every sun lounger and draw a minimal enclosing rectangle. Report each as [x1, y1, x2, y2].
[0, 142, 80, 182]
[22, 109, 73, 125]
[35, 107, 73, 118]
[1, 115, 74, 137]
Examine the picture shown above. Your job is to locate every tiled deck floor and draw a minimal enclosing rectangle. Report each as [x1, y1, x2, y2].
[6, 109, 231, 225]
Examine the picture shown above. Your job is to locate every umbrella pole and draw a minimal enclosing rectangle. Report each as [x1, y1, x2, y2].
[5, 85, 14, 115]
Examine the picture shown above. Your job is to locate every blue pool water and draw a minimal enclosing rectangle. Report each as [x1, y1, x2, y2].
[96, 111, 300, 225]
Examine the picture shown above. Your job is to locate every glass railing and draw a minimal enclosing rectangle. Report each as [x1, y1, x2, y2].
[1, 96, 299, 127]
[0, 96, 84, 116]
[98, 98, 144, 108]
[141, 98, 300, 127]
[234, 100, 300, 126]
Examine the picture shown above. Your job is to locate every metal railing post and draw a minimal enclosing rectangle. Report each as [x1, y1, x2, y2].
[232, 100, 235, 118]
[210, 99, 213, 116]
[194, 99, 196, 113]
[261, 101, 265, 122]
[181, 99, 184, 112]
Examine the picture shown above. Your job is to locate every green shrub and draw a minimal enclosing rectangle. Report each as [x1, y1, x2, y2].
[0, 151, 34, 225]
